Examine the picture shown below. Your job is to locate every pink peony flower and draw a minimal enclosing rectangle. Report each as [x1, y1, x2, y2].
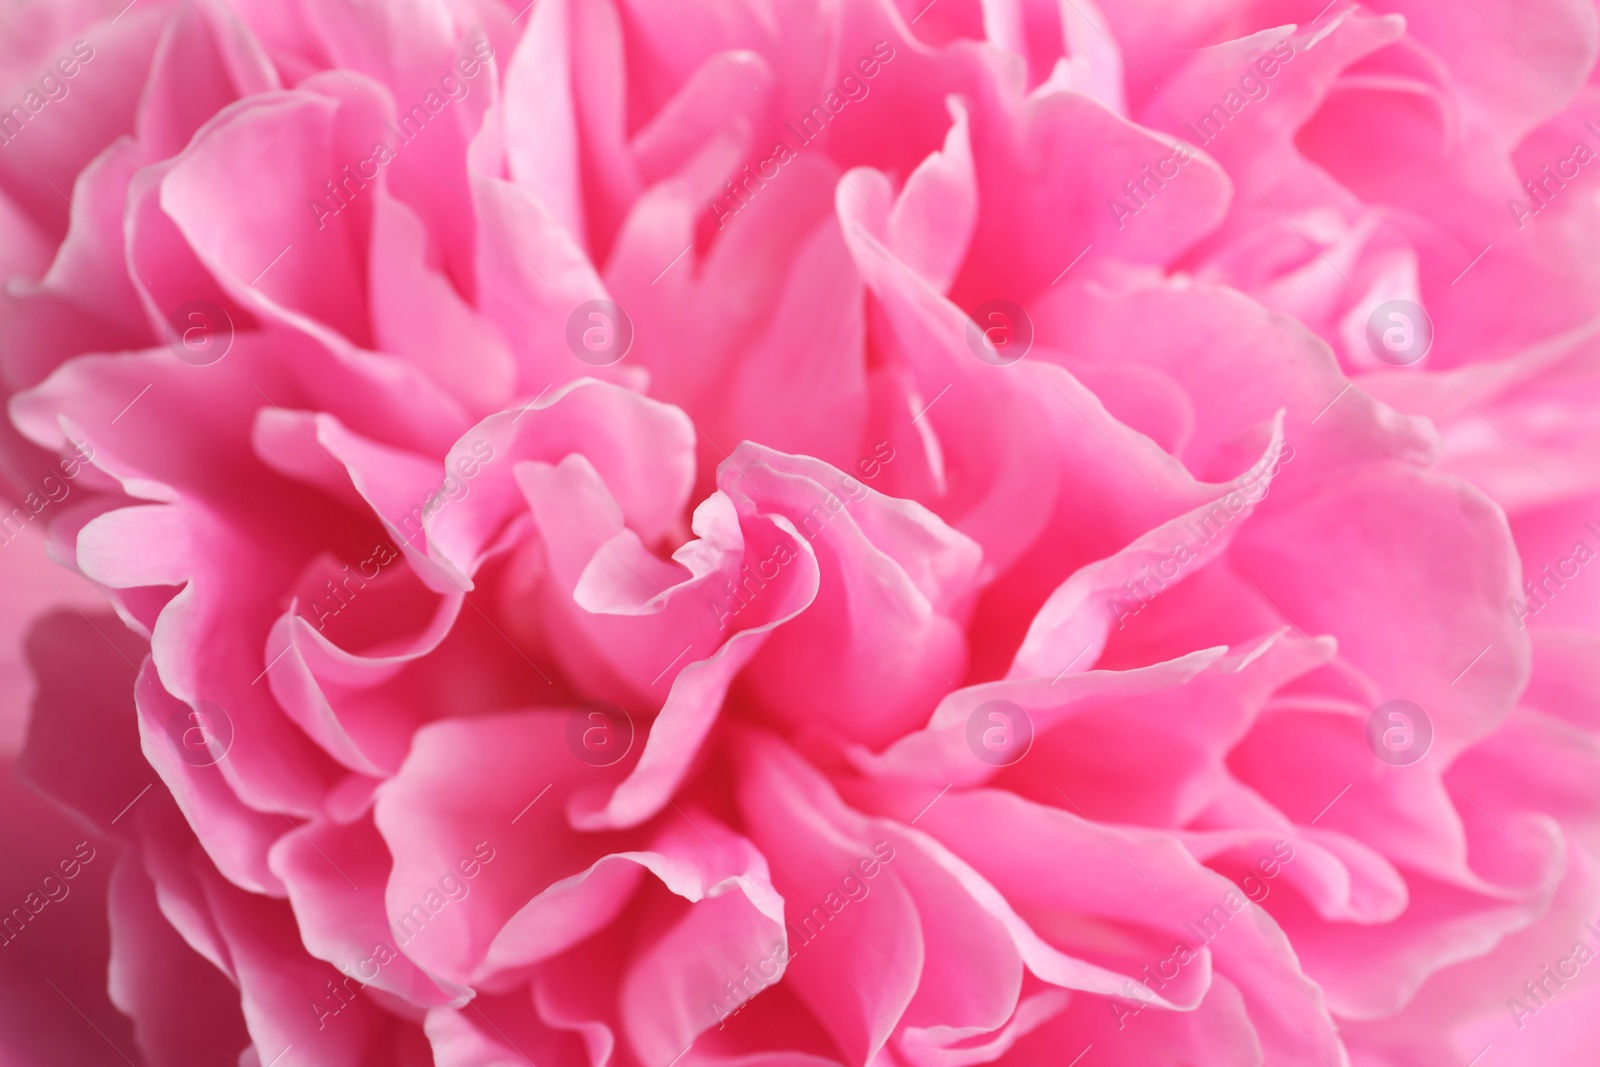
[2, 0, 1598, 1065]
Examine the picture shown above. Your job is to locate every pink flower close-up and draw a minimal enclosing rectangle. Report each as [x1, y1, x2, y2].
[3, 0, 1600, 1064]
